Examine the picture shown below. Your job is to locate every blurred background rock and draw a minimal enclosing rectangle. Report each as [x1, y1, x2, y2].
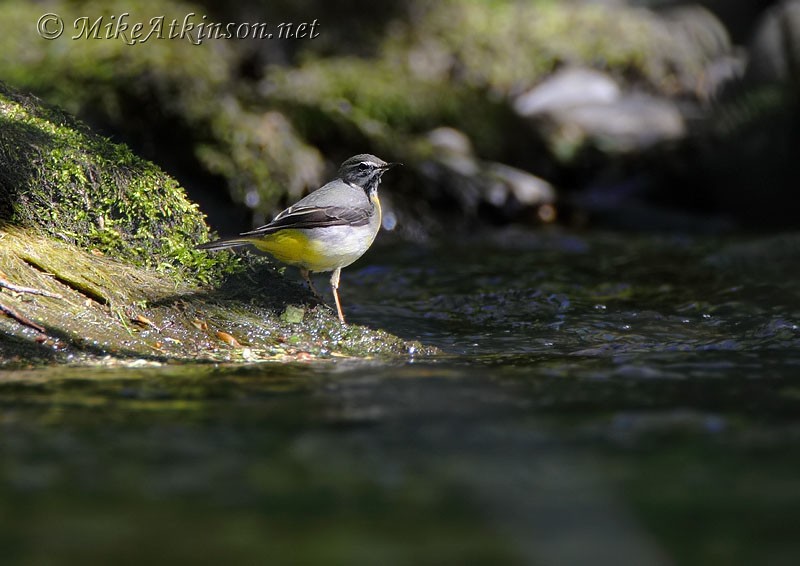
[2, 0, 797, 237]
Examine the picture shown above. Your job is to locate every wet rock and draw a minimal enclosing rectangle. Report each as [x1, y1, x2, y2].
[484, 163, 556, 209]
[661, 5, 743, 98]
[516, 72, 686, 160]
[557, 94, 685, 151]
[698, 55, 748, 100]
[513, 68, 622, 117]
[661, 5, 733, 61]
[425, 127, 475, 162]
[419, 127, 555, 220]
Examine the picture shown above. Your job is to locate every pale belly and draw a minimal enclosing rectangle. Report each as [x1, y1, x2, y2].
[251, 224, 379, 273]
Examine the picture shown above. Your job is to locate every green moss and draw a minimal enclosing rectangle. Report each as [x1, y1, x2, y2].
[0, 0, 323, 218]
[0, 81, 236, 283]
[196, 107, 324, 217]
[0, 53, 431, 363]
[267, 56, 515, 164]
[271, 57, 492, 130]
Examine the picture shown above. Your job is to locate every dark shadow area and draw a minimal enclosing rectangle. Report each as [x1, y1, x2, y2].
[0, 329, 61, 365]
[194, 0, 410, 64]
[0, 116, 59, 224]
[151, 259, 315, 313]
[73, 85, 251, 237]
[0, 324, 172, 365]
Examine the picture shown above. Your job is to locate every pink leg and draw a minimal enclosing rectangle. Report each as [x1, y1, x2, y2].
[330, 268, 346, 324]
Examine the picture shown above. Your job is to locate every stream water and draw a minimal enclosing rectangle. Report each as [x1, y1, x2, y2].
[2, 228, 799, 565]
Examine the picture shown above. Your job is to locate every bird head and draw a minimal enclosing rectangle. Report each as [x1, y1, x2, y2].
[338, 154, 400, 196]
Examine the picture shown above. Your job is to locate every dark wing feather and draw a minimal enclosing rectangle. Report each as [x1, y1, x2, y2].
[242, 205, 371, 236]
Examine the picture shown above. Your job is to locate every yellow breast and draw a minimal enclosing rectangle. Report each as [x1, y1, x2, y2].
[249, 229, 326, 268]
[371, 193, 382, 225]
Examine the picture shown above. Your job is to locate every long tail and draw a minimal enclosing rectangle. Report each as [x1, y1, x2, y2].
[195, 237, 254, 252]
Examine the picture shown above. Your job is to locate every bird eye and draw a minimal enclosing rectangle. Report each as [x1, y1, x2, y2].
[357, 163, 371, 172]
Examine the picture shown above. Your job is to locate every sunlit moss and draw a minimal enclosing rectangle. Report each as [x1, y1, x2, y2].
[0, 81, 237, 283]
[0, 0, 322, 217]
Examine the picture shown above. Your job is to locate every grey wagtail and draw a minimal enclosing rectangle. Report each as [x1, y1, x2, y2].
[197, 154, 399, 324]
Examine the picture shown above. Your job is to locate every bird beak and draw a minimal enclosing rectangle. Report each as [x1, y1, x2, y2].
[381, 162, 401, 170]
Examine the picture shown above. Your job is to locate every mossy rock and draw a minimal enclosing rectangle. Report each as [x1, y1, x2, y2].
[0, 82, 429, 364]
[0, 81, 223, 281]
[0, 0, 324, 220]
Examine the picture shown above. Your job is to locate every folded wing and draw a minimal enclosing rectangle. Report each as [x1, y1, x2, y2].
[242, 205, 371, 236]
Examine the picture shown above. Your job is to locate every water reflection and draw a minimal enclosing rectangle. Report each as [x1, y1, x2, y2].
[2, 230, 800, 564]
[349, 229, 800, 366]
